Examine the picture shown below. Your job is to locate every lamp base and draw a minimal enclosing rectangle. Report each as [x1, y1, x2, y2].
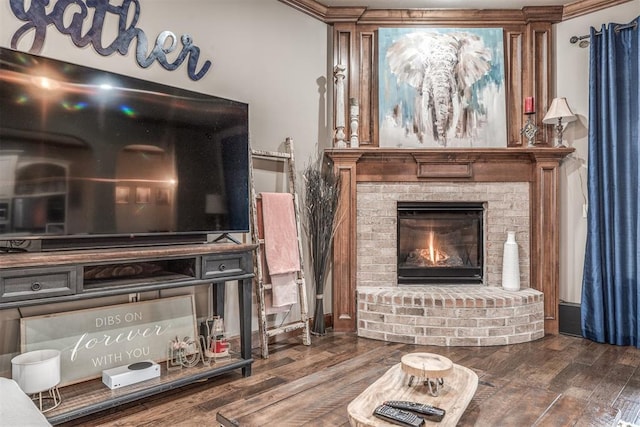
[554, 121, 566, 148]
[30, 385, 62, 413]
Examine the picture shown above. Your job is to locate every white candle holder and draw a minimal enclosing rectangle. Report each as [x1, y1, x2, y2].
[349, 97, 359, 148]
[334, 64, 347, 148]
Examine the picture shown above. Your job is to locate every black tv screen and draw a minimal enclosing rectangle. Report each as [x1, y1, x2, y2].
[0, 47, 249, 250]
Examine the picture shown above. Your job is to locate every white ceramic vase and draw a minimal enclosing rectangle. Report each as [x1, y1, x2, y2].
[501, 231, 520, 291]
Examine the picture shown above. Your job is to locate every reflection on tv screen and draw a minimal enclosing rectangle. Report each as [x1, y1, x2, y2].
[0, 47, 250, 246]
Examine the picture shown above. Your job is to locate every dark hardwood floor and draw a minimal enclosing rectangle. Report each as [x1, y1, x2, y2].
[60, 332, 640, 426]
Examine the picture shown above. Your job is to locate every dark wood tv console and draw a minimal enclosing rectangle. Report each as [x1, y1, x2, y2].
[0, 242, 255, 425]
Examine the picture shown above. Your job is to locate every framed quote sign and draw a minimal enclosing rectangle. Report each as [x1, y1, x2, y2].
[20, 295, 198, 386]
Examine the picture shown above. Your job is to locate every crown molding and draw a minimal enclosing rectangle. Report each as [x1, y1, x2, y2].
[522, 6, 564, 22]
[279, 0, 632, 23]
[562, 0, 633, 20]
[356, 7, 563, 25]
[325, 7, 368, 22]
[278, 0, 328, 21]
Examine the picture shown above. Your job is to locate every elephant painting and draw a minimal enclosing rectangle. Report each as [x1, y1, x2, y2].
[379, 28, 506, 148]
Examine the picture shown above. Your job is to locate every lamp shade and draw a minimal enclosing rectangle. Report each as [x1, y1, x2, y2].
[11, 349, 61, 394]
[543, 97, 577, 124]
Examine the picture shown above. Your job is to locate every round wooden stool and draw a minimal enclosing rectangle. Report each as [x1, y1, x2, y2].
[401, 353, 453, 396]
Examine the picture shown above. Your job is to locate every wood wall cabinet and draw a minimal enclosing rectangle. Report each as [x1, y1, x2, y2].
[325, 9, 564, 334]
[0, 243, 255, 425]
[331, 9, 562, 149]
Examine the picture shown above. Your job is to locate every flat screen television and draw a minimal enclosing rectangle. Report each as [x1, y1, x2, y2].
[0, 47, 250, 251]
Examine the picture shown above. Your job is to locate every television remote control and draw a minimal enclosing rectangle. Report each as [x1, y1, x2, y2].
[373, 404, 425, 427]
[384, 401, 446, 422]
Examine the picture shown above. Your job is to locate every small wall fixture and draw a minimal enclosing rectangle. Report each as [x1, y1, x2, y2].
[543, 97, 576, 147]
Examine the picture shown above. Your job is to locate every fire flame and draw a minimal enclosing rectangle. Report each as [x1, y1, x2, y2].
[428, 231, 435, 263]
[427, 231, 448, 264]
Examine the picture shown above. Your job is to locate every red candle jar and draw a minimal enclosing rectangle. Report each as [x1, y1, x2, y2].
[213, 339, 229, 353]
[524, 97, 535, 114]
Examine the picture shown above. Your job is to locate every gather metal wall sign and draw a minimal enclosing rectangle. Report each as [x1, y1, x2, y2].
[20, 295, 198, 386]
[8, 0, 212, 81]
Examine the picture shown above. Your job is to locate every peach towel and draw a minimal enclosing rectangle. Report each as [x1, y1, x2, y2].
[261, 192, 300, 308]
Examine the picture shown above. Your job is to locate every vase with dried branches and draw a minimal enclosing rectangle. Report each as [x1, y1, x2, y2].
[303, 159, 341, 336]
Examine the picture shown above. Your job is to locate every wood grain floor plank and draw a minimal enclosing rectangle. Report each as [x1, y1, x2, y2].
[589, 363, 637, 407]
[463, 373, 509, 413]
[617, 371, 640, 402]
[547, 360, 589, 393]
[618, 347, 640, 367]
[58, 333, 640, 427]
[573, 340, 611, 365]
[228, 368, 385, 426]
[215, 342, 405, 422]
[459, 380, 560, 427]
[572, 401, 621, 426]
[531, 394, 587, 427]
[519, 352, 573, 389]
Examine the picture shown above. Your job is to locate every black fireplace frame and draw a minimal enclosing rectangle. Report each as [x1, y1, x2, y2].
[397, 201, 484, 285]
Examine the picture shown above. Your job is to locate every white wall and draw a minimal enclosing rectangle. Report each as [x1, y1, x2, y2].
[555, 0, 640, 304]
[3, 0, 635, 350]
[0, 0, 329, 348]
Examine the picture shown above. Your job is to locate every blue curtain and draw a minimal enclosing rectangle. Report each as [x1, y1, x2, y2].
[582, 16, 640, 347]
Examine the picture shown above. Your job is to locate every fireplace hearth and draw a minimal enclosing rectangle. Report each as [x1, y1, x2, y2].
[397, 202, 483, 284]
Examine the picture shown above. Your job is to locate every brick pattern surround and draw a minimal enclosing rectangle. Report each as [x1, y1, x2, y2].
[355, 180, 543, 346]
[358, 286, 545, 346]
[357, 181, 531, 288]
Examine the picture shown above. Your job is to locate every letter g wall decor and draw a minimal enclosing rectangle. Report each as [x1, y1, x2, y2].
[9, 0, 212, 81]
[378, 27, 507, 148]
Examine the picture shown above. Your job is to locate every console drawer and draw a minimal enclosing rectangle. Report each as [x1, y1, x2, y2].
[202, 252, 250, 280]
[0, 266, 77, 303]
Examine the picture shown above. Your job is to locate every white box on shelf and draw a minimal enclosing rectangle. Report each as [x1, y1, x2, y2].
[102, 361, 160, 389]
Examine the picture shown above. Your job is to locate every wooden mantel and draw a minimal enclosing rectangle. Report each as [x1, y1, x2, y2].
[326, 147, 573, 335]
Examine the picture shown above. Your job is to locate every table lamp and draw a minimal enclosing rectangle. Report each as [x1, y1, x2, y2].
[542, 97, 576, 147]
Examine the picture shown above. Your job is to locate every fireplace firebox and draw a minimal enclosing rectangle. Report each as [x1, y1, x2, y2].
[397, 202, 483, 284]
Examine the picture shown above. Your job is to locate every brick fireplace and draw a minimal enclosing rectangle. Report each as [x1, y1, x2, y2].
[326, 148, 573, 343]
[356, 180, 541, 345]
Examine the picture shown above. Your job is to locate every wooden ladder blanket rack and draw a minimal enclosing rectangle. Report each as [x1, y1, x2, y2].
[250, 138, 311, 359]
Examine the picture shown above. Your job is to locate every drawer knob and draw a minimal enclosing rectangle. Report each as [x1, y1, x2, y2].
[218, 264, 226, 271]
[31, 282, 42, 291]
